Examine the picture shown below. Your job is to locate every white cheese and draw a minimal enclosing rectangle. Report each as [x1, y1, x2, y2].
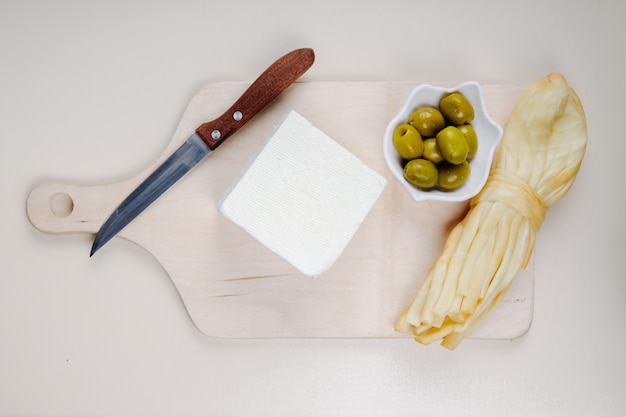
[217, 111, 387, 278]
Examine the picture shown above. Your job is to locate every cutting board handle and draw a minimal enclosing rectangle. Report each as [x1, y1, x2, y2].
[26, 182, 121, 235]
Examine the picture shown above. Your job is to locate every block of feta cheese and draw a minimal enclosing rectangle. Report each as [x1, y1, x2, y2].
[217, 110, 387, 278]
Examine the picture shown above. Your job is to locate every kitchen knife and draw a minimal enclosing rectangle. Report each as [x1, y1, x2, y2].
[90, 48, 315, 256]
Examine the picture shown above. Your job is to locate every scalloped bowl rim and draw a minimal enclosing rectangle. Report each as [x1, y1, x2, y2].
[383, 81, 503, 202]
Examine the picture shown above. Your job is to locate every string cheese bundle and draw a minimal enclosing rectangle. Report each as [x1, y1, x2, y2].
[395, 73, 588, 349]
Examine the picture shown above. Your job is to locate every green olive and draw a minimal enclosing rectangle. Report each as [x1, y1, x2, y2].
[438, 161, 471, 190]
[404, 158, 439, 189]
[457, 124, 478, 158]
[439, 92, 475, 125]
[436, 126, 468, 165]
[409, 107, 446, 137]
[422, 138, 444, 164]
[393, 124, 423, 160]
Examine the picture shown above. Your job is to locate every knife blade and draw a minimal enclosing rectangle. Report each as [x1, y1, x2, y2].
[90, 47, 315, 256]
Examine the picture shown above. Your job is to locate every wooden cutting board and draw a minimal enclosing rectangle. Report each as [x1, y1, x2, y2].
[26, 81, 532, 340]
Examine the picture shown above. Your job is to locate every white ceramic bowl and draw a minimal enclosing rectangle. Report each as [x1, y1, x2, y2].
[383, 82, 503, 202]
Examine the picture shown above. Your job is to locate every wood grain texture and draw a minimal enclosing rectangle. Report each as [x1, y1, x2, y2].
[26, 81, 532, 339]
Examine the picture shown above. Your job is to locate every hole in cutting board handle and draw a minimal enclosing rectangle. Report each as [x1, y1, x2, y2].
[48, 192, 74, 218]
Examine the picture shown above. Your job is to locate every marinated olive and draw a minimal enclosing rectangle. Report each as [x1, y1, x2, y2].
[457, 124, 478, 158]
[404, 158, 439, 189]
[440, 92, 474, 125]
[393, 124, 424, 160]
[422, 138, 444, 164]
[392, 90, 481, 192]
[409, 107, 446, 137]
[438, 160, 471, 190]
[436, 126, 468, 165]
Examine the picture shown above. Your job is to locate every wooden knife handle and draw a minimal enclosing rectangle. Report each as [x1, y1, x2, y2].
[195, 48, 315, 150]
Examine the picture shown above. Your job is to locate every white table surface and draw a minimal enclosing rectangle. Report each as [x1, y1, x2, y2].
[2, 1, 625, 416]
